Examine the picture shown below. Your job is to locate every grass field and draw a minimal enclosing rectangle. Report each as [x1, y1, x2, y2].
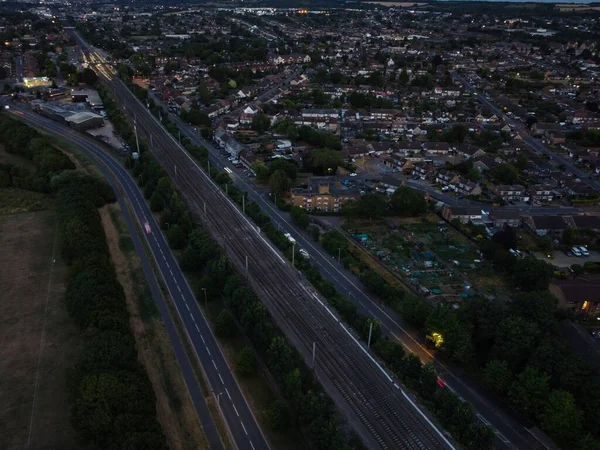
[0, 189, 53, 215]
[0, 210, 79, 450]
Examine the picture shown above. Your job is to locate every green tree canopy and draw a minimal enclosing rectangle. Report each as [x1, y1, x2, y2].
[389, 185, 427, 217]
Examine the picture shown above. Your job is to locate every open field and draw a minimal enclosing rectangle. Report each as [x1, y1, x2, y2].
[0, 210, 78, 450]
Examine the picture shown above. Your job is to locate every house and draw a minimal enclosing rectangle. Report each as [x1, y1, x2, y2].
[551, 278, 600, 317]
[397, 141, 423, 156]
[531, 122, 561, 137]
[423, 142, 450, 155]
[528, 185, 554, 203]
[301, 109, 340, 119]
[453, 178, 482, 196]
[412, 163, 436, 181]
[489, 210, 521, 228]
[436, 169, 458, 186]
[214, 129, 245, 158]
[492, 184, 529, 202]
[442, 206, 484, 224]
[473, 155, 502, 172]
[565, 215, 600, 231]
[524, 215, 568, 237]
[290, 183, 359, 212]
[369, 109, 398, 121]
[457, 144, 486, 159]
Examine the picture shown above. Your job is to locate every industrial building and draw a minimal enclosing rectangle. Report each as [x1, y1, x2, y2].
[64, 111, 104, 131]
[37, 103, 75, 124]
[70, 89, 104, 111]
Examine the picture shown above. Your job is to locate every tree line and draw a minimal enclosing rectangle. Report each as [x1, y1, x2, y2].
[0, 114, 167, 449]
[0, 116, 75, 192]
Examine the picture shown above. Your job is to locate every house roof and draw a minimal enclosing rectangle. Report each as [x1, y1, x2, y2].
[529, 215, 567, 230]
[571, 215, 600, 230]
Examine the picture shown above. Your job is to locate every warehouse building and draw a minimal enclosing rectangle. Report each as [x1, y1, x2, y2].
[65, 111, 104, 131]
[37, 103, 75, 124]
[70, 89, 104, 111]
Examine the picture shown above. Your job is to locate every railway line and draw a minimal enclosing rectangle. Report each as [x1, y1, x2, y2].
[113, 78, 454, 450]
[75, 34, 456, 448]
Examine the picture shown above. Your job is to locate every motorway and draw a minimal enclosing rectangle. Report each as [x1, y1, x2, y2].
[4, 104, 267, 450]
[74, 32, 461, 450]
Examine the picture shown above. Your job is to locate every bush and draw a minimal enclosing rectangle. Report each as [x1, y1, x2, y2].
[215, 309, 236, 338]
[236, 346, 257, 377]
[267, 398, 289, 430]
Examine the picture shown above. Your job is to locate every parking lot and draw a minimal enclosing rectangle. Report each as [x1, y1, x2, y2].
[535, 250, 600, 268]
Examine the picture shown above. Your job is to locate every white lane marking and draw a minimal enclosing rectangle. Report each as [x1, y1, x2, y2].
[195, 324, 200, 332]
[177, 285, 182, 293]
[241, 421, 248, 435]
[250, 441, 256, 450]
[233, 405, 239, 417]
[185, 302, 190, 311]
[201, 335, 205, 344]
[206, 347, 211, 356]
[219, 373, 224, 384]
[190, 314, 195, 322]
[169, 269, 173, 276]
[226, 388, 231, 400]
[212, 359, 217, 370]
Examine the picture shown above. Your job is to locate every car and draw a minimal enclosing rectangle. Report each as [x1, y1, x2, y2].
[565, 250, 574, 257]
[349, 173, 358, 177]
[144, 222, 152, 234]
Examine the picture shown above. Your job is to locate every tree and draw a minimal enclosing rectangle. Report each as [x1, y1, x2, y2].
[515, 152, 529, 170]
[290, 206, 310, 229]
[482, 360, 513, 395]
[419, 362, 438, 399]
[344, 194, 388, 219]
[541, 390, 583, 446]
[389, 185, 427, 217]
[164, 224, 185, 249]
[252, 161, 270, 181]
[509, 291, 557, 329]
[149, 192, 164, 212]
[228, 79, 237, 89]
[81, 67, 98, 86]
[252, 113, 270, 133]
[509, 366, 550, 418]
[512, 257, 553, 291]
[400, 295, 431, 328]
[267, 399, 288, 430]
[236, 346, 257, 377]
[215, 310, 236, 338]
[492, 315, 540, 370]
[399, 69, 409, 85]
[269, 169, 291, 195]
[305, 149, 344, 175]
[489, 163, 519, 184]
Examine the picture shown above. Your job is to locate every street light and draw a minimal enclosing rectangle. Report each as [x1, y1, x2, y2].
[201, 287, 207, 308]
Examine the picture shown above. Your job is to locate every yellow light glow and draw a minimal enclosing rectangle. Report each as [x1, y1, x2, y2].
[427, 332, 444, 348]
[583, 301, 590, 310]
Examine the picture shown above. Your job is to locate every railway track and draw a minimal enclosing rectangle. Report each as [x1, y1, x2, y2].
[101, 73, 455, 450]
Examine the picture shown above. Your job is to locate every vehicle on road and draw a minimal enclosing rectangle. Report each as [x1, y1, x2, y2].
[299, 248, 310, 259]
[349, 172, 358, 177]
[144, 221, 152, 234]
[579, 246, 589, 256]
[572, 247, 582, 257]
